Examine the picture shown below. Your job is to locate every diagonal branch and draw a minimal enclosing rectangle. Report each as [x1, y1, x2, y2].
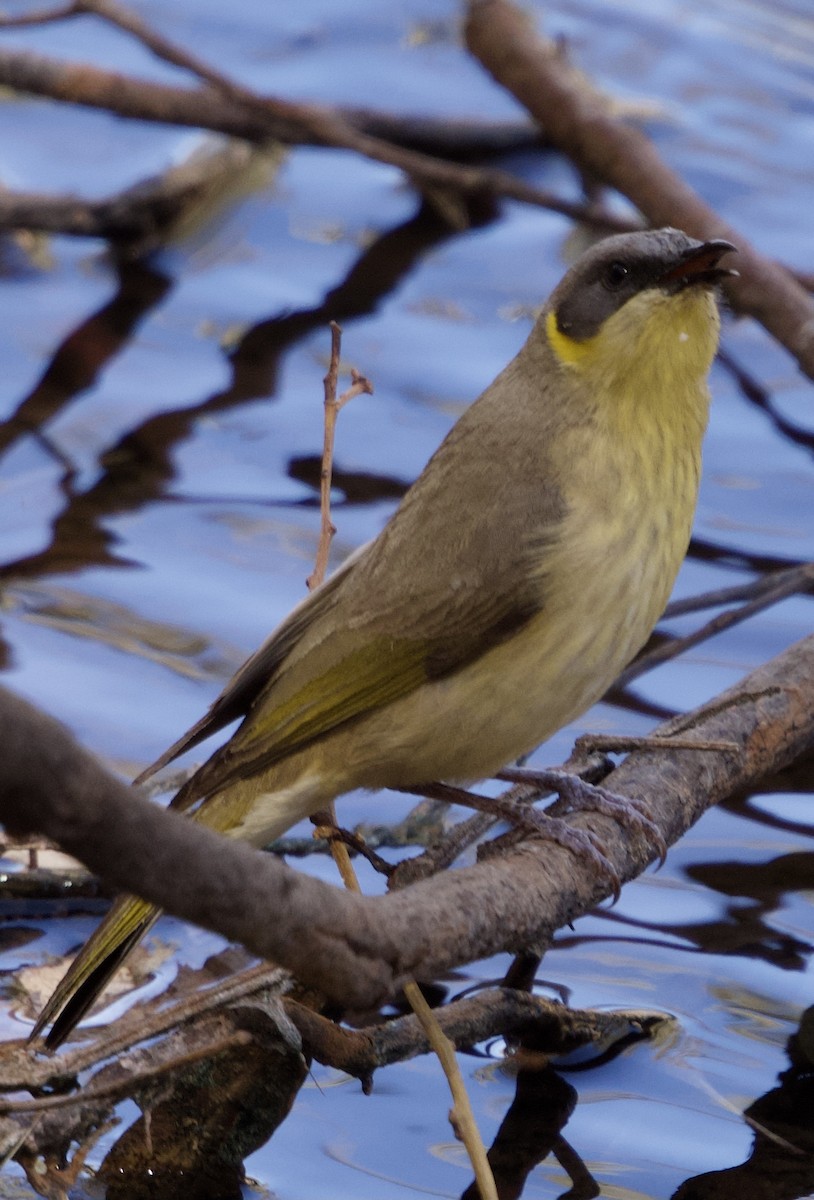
[463, 0, 814, 380]
[0, 635, 813, 1012]
[0, 45, 628, 232]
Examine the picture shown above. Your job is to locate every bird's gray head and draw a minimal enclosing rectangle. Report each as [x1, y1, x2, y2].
[551, 228, 737, 343]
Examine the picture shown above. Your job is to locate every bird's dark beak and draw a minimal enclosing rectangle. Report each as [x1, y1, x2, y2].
[659, 239, 738, 292]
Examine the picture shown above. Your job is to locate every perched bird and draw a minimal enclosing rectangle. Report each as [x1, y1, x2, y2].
[32, 227, 735, 1049]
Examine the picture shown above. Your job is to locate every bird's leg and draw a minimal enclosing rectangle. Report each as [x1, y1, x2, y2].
[497, 766, 668, 867]
[412, 781, 623, 900]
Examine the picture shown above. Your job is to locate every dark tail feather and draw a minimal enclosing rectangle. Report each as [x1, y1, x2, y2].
[40, 928, 145, 1051]
[29, 900, 160, 1052]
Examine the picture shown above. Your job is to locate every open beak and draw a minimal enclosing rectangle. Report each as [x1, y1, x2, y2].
[659, 238, 738, 292]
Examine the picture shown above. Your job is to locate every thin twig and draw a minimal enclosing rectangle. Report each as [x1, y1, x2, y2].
[388, 810, 496, 889]
[310, 824, 394, 878]
[80, 0, 254, 102]
[0, 2, 77, 25]
[404, 980, 499, 1200]
[306, 322, 373, 593]
[319, 826, 499, 1200]
[302, 335, 497, 1200]
[621, 563, 814, 686]
[306, 321, 341, 594]
[0, 0, 253, 106]
[664, 561, 814, 619]
[304, 323, 373, 886]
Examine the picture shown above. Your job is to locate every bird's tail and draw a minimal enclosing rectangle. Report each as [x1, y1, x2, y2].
[29, 894, 160, 1051]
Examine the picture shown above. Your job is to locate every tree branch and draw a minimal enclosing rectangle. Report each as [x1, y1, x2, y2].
[0, 45, 630, 232]
[0, 139, 268, 250]
[464, 0, 814, 380]
[1, 635, 813, 1012]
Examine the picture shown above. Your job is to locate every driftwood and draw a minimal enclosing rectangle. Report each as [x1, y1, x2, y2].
[0, 961, 659, 1187]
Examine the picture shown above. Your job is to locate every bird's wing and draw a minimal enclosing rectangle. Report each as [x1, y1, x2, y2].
[138, 367, 567, 805]
[171, 551, 545, 805]
[133, 548, 361, 787]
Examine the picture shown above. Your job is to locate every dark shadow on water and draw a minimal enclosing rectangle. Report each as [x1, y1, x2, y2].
[0, 197, 496, 582]
[0, 259, 173, 462]
[672, 1005, 814, 1200]
[459, 1066, 589, 1200]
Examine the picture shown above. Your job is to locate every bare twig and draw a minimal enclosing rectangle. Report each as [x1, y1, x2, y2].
[302, 342, 496, 1198]
[0, 0, 252, 99]
[309, 824, 394, 878]
[305, 322, 341, 595]
[664, 561, 814, 619]
[621, 563, 814, 686]
[306, 323, 373, 593]
[304, 324, 373, 896]
[388, 810, 497, 888]
[403, 979, 499, 1200]
[81, 0, 262, 106]
[0, 2, 77, 25]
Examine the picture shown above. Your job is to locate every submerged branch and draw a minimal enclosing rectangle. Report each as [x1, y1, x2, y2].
[0, 139, 270, 250]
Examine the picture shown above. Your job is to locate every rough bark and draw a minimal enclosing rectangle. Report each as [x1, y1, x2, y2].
[1, 634, 813, 1010]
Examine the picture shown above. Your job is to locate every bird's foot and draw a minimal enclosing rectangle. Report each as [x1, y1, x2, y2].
[414, 781, 622, 899]
[503, 805, 623, 900]
[498, 766, 668, 868]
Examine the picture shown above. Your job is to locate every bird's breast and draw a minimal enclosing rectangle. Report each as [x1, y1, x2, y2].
[543, 412, 701, 694]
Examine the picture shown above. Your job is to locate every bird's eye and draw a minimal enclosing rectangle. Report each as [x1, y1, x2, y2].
[604, 261, 630, 290]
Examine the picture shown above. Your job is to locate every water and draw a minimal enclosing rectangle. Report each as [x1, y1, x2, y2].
[0, 0, 812, 1196]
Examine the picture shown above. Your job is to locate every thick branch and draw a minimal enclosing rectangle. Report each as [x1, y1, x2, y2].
[464, 0, 814, 380]
[1, 638, 813, 1009]
[0, 46, 628, 232]
[0, 688, 401, 1009]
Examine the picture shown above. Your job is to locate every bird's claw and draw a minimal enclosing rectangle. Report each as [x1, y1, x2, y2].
[552, 775, 668, 867]
[499, 765, 668, 869]
[510, 806, 622, 901]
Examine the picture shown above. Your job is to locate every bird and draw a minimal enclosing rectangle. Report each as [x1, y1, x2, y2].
[31, 227, 736, 1050]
